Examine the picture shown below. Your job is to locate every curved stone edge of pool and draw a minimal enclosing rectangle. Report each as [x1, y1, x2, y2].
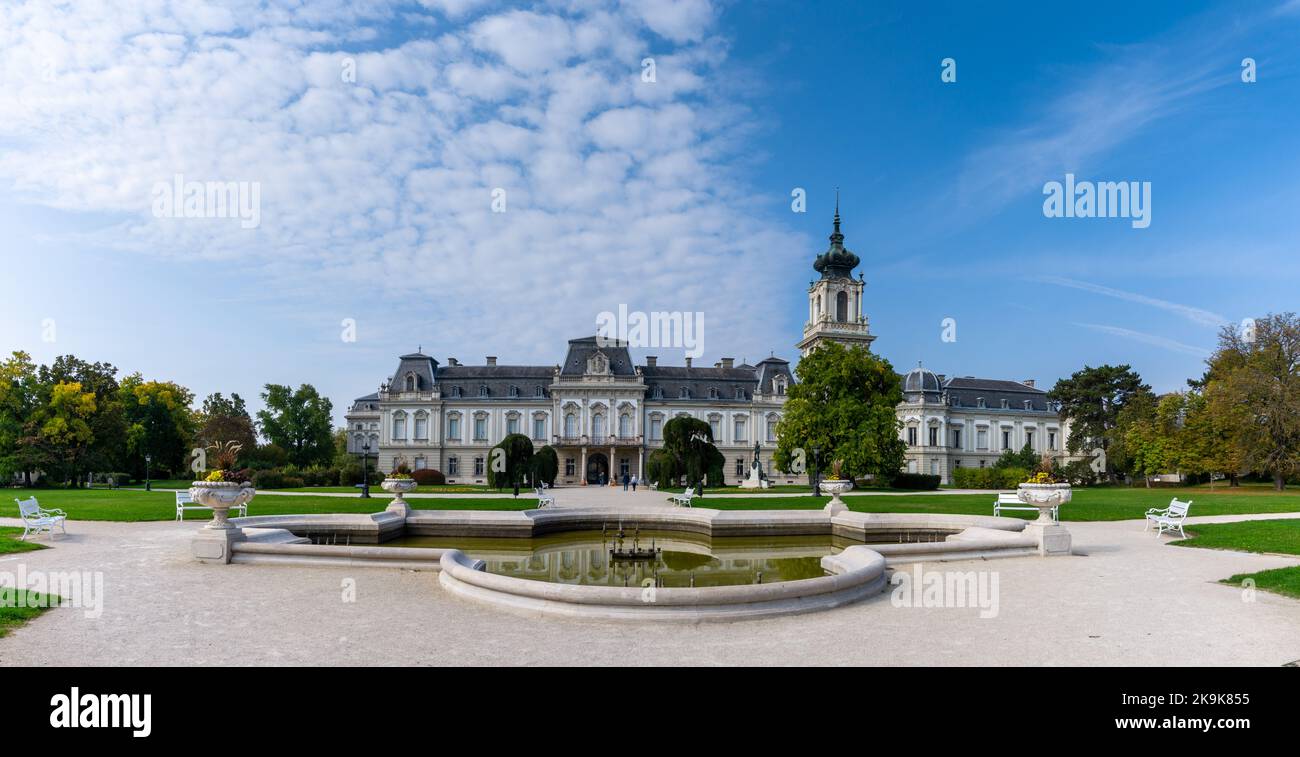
[437, 545, 890, 622]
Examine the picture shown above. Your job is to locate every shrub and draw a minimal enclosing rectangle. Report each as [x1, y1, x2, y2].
[952, 467, 996, 489]
[890, 472, 940, 490]
[411, 468, 445, 485]
[997, 466, 1030, 488]
[530, 446, 558, 487]
[251, 469, 302, 489]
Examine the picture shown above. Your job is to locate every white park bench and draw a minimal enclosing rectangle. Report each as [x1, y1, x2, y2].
[669, 486, 696, 508]
[1146, 498, 1192, 538]
[993, 492, 1059, 522]
[15, 497, 66, 540]
[535, 485, 555, 509]
[176, 490, 246, 522]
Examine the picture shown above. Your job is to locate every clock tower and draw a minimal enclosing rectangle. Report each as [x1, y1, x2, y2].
[796, 197, 875, 356]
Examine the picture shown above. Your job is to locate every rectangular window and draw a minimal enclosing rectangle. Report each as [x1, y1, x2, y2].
[650, 418, 662, 441]
[533, 417, 545, 440]
[907, 427, 917, 446]
[951, 429, 962, 449]
[928, 427, 938, 447]
[733, 418, 747, 442]
[448, 457, 459, 475]
[1048, 431, 1057, 450]
[474, 417, 487, 441]
[414, 416, 427, 440]
[507, 417, 519, 435]
[474, 457, 485, 476]
[735, 458, 745, 477]
[976, 429, 988, 450]
[1002, 430, 1011, 450]
[766, 419, 777, 442]
[1026, 429, 1034, 450]
[565, 458, 575, 476]
[930, 459, 938, 475]
[448, 417, 460, 440]
[392, 417, 405, 441]
[709, 418, 721, 440]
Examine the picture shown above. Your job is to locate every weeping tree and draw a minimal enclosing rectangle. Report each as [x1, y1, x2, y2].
[487, 433, 534, 491]
[530, 444, 559, 487]
[661, 416, 724, 496]
[645, 448, 679, 489]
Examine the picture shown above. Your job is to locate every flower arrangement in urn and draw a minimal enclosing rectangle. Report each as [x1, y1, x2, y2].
[820, 459, 854, 514]
[381, 467, 418, 507]
[1016, 455, 1070, 523]
[189, 441, 255, 529]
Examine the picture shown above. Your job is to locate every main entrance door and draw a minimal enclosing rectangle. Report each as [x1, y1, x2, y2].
[586, 453, 609, 484]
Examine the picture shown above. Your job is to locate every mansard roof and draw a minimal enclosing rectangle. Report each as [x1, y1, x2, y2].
[559, 335, 637, 376]
[941, 376, 1054, 412]
[389, 353, 438, 391]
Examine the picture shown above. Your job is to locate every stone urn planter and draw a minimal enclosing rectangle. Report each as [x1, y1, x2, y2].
[1016, 482, 1071, 524]
[189, 480, 255, 530]
[381, 477, 417, 512]
[820, 479, 854, 515]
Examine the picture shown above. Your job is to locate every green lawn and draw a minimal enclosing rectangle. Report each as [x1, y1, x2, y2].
[1169, 519, 1300, 601]
[0, 587, 58, 638]
[696, 486, 1300, 521]
[1223, 566, 1300, 600]
[1170, 519, 1300, 555]
[0, 526, 47, 554]
[7, 484, 1300, 523]
[3, 489, 530, 522]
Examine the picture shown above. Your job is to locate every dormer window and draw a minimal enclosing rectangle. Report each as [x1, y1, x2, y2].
[534, 385, 544, 397]
[735, 387, 745, 400]
[1024, 400, 1033, 410]
[679, 387, 690, 399]
[479, 385, 489, 397]
[652, 387, 663, 400]
[404, 373, 417, 392]
[1000, 399, 1009, 409]
[977, 397, 986, 409]
[709, 387, 719, 399]
[774, 376, 787, 395]
[509, 385, 519, 398]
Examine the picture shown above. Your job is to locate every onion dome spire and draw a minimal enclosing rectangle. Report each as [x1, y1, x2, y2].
[813, 190, 860, 279]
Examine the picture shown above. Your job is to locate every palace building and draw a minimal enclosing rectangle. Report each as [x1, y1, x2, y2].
[346, 205, 1071, 485]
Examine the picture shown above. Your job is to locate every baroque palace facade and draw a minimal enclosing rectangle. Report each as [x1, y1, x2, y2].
[346, 207, 1072, 485]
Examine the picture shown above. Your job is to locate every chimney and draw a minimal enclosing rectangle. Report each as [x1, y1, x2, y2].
[448, 357, 459, 367]
[645, 356, 657, 367]
[721, 357, 734, 369]
[1023, 379, 1035, 388]
[685, 357, 693, 368]
[486, 356, 497, 366]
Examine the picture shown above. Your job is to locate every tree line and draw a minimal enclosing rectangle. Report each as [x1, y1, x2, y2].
[0, 351, 338, 486]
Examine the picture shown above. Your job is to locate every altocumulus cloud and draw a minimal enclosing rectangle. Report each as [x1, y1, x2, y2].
[0, 0, 802, 362]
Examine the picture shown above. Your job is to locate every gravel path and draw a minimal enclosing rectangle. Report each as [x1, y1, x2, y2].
[2, 511, 1298, 666]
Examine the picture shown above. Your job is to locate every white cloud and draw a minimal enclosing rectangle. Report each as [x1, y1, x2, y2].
[0, 0, 807, 385]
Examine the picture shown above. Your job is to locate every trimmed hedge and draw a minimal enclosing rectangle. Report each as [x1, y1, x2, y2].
[411, 468, 446, 485]
[951, 466, 1029, 490]
[890, 473, 941, 490]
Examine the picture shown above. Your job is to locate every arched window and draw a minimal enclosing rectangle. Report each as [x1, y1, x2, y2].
[413, 412, 427, 440]
[392, 412, 407, 441]
[836, 290, 849, 322]
[592, 414, 605, 440]
[619, 414, 632, 437]
[565, 413, 577, 437]
[405, 373, 417, 391]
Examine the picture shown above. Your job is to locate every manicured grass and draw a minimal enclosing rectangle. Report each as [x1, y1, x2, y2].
[0, 587, 58, 638]
[0, 526, 47, 554]
[697, 486, 1300, 521]
[1170, 520, 1300, 556]
[1222, 567, 1300, 600]
[7, 484, 1300, 523]
[2, 489, 530, 522]
[276, 484, 491, 494]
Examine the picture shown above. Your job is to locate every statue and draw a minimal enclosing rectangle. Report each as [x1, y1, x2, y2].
[739, 440, 769, 489]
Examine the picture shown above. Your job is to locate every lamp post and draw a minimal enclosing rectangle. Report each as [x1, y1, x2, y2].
[359, 441, 372, 498]
[810, 446, 820, 497]
[145, 454, 153, 492]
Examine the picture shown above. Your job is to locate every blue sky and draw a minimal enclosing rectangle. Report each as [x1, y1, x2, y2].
[2, 0, 1298, 424]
